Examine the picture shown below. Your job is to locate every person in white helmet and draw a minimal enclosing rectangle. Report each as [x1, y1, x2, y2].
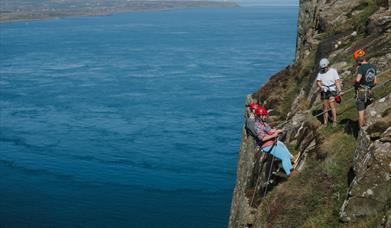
[316, 58, 342, 127]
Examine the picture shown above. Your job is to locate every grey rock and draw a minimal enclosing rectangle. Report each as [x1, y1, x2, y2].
[340, 93, 391, 223]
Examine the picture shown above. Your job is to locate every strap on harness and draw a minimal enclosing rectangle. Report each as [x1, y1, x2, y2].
[356, 86, 372, 103]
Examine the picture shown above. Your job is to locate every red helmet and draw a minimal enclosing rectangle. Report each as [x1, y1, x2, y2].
[255, 106, 268, 116]
[249, 103, 260, 112]
[353, 49, 365, 61]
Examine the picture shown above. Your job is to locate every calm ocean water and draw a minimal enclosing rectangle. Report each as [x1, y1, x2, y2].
[0, 7, 297, 227]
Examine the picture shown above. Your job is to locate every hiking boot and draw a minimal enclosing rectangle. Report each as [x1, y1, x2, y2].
[332, 122, 337, 127]
[289, 170, 299, 178]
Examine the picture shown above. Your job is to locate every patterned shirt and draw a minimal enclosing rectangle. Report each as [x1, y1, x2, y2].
[254, 120, 274, 147]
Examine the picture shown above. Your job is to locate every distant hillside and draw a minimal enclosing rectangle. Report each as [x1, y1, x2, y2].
[0, 0, 239, 23]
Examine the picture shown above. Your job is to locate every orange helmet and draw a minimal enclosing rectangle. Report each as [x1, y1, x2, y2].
[353, 49, 365, 61]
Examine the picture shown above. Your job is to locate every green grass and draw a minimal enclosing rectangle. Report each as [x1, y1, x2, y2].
[256, 71, 391, 226]
[252, 0, 391, 223]
[257, 130, 357, 227]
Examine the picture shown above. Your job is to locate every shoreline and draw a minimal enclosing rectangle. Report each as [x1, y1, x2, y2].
[0, 1, 239, 24]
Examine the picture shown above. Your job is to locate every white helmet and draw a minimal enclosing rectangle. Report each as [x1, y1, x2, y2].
[319, 58, 329, 68]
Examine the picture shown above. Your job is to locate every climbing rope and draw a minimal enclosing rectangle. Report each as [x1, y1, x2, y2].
[310, 68, 391, 112]
[249, 137, 278, 207]
[263, 155, 275, 198]
[314, 78, 391, 118]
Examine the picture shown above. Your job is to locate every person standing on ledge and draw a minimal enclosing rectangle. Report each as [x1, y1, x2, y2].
[316, 58, 342, 127]
[353, 49, 378, 129]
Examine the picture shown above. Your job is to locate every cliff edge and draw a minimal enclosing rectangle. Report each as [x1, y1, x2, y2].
[229, 0, 391, 227]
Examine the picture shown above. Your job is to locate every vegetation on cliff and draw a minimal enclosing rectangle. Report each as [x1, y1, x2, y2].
[229, 0, 391, 227]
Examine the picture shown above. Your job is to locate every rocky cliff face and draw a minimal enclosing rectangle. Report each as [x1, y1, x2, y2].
[229, 0, 391, 227]
[340, 94, 391, 224]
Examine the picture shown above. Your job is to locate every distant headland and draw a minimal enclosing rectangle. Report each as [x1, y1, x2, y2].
[0, 0, 239, 23]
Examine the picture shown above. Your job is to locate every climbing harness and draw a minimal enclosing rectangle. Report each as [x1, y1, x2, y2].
[320, 83, 338, 100]
[356, 85, 373, 104]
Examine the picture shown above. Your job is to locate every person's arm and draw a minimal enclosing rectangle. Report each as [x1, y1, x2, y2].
[336, 79, 342, 94]
[271, 129, 283, 134]
[245, 115, 257, 137]
[354, 73, 362, 90]
[261, 132, 278, 142]
[317, 80, 323, 89]
[316, 72, 323, 90]
[333, 69, 342, 94]
[355, 74, 362, 83]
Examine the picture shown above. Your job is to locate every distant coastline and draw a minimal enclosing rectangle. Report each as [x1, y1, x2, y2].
[0, 0, 239, 23]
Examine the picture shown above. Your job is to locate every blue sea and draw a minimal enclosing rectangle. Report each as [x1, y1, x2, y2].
[0, 7, 297, 228]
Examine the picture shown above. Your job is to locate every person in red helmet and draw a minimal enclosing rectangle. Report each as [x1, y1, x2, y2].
[353, 49, 378, 128]
[245, 102, 261, 138]
[254, 106, 298, 177]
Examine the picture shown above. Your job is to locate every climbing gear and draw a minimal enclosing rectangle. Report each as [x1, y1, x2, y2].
[311, 68, 390, 114]
[356, 87, 370, 103]
[335, 95, 342, 104]
[321, 83, 336, 91]
[249, 103, 260, 112]
[249, 138, 278, 206]
[319, 58, 329, 69]
[314, 77, 391, 118]
[255, 106, 268, 116]
[263, 156, 275, 197]
[353, 49, 365, 61]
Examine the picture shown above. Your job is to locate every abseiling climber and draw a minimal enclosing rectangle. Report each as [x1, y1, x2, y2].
[353, 49, 378, 129]
[316, 58, 342, 127]
[245, 103, 260, 138]
[245, 104, 298, 177]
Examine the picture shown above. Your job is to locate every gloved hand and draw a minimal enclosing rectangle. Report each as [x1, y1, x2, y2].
[354, 82, 360, 90]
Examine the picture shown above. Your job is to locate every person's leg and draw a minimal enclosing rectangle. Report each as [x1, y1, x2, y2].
[329, 97, 337, 126]
[323, 100, 329, 125]
[270, 143, 292, 176]
[356, 95, 366, 129]
[358, 110, 365, 128]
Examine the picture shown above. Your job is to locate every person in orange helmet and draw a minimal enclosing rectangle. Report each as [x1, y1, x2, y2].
[353, 49, 378, 129]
